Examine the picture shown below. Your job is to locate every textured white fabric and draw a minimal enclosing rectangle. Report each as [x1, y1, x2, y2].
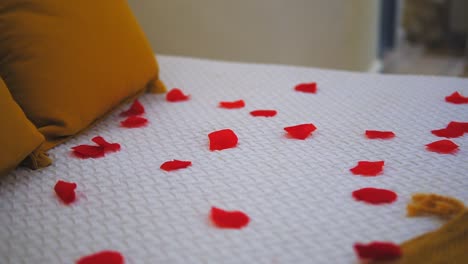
[1, 55, 467, 264]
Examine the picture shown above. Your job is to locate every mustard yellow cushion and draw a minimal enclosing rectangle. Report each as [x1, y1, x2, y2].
[0, 76, 47, 176]
[0, 0, 165, 155]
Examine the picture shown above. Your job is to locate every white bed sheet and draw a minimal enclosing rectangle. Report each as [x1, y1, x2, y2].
[1, 55, 467, 264]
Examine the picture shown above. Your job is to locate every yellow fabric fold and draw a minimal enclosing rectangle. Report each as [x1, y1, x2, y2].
[0, 76, 45, 176]
[148, 73, 168, 94]
[0, 0, 165, 172]
[21, 146, 52, 170]
[373, 193, 468, 264]
[407, 193, 465, 218]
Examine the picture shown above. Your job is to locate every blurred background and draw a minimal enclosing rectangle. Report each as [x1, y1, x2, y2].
[128, 0, 467, 76]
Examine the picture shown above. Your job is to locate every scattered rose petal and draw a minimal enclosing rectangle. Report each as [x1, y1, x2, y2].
[425, 139, 459, 154]
[352, 187, 397, 204]
[350, 161, 384, 176]
[120, 116, 148, 128]
[294, 82, 317, 93]
[92, 136, 121, 152]
[119, 99, 145, 117]
[210, 207, 250, 229]
[250, 110, 277, 117]
[72, 137, 120, 158]
[76, 250, 124, 264]
[72, 145, 105, 159]
[365, 130, 395, 139]
[54, 180, 77, 205]
[431, 127, 464, 138]
[354, 242, 402, 261]
[432, 121, 468, 138]
[219, 100, 245, 109]
[445, 91, 468, 104]
[449, 121, 468, 133]
[284, 123, 317, 140]
[208, 129, 238, 151]
[160, 160, 192, 171]
[166, 88, 190, 102]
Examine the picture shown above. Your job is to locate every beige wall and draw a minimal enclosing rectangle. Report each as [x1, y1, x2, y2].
[128, 0, 380, 72]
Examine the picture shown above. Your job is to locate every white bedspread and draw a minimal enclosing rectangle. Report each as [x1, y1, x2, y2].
[1, 55, 467, 264]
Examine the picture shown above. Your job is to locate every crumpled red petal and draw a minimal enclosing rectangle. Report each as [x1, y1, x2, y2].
[350, 161, 385, 176]
[431, 127, 463, 138]
[354, 242, 402, 261]
[219, 100, 245, 109]
[365, 130, 395, 139]
[166, 88, 190, 102]
[352, 187, 397, 204]
[160, 160, 192, 171]
[210, 207, 250, 229]
[72, 145, 105, 159]
[120, 116, 148, 128]
[208, 129, 238, 151]
[54, 180, 77, 205]
[72, 137, 120, 158]
[445, 91, 468, 104]
[76, 250, 124, 264]
[432, 121, 467, 138]
[425, 139, 459, 154]
[119, 99, 145, 117]
[448, 121, 468, 133]
[284, 123, 317, 140]
[250, 110, 277, 117]
[92, 136, 121, 152]
[294, 82, 317, 93]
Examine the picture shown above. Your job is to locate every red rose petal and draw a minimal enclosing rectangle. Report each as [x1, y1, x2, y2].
[448, 121, 468, 133]
[352, 187, 397, 204]
[76, 251, 124, 264]
[354, 242, 402, 261]
[166, 88, 190, 102]
[294, 82, 317, 93]
[160, 160, 192, 171]
[120, 116, 148, 128]
[72, 145, 105, 159]
[350, 161, 384, 176]
[431, 127, 464, 138]
[208, 129, 238, 151]
[425, 139, 459, 154]
[219, 100, 245, 109]
[119, 99, 145, 117]
[250, 110, 277, 117]
[445, 91, 468, 104]
[284, 123, 317, 140]
[72, 137, 120, 158]
[432, 121, 468, 138]
[92, 136, 121, 152]
[54, 180, 77, 205]
[210, 207, 250, 229]
[365, 130, 395, 139]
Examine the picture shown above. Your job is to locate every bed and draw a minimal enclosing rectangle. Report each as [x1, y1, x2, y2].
[1, 55, 467, 263]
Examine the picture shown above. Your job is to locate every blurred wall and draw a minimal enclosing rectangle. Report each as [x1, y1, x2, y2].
[450, 0, 468, 34]
[128, 0, 380, 72]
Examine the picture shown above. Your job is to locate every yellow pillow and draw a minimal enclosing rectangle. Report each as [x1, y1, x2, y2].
[0, 0, 165, 155]
[0, 77, 47, 176]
